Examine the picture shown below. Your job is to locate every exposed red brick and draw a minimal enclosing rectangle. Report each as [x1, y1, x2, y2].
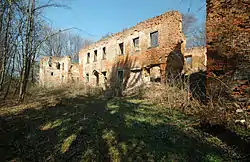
[206, 0, 250, 74]
[79, 11, 186, 87]
[206, 0, 250, 99]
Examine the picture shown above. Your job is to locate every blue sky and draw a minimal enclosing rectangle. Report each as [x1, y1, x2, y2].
[43, 0, 206, 41]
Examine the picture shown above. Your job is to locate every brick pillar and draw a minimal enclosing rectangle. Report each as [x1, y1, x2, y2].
[160, 63, 167, 84]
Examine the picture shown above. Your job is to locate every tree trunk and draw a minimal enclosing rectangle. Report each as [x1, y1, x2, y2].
[19, 0, 35, 102]
[0, 2, 11, 91]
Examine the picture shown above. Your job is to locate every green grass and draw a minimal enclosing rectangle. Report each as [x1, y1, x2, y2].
[0, 94, 240, 161]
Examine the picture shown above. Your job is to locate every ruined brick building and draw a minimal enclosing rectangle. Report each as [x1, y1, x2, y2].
[79, 11, 186, 89]
[40, 11, 206, 89]
[39, 56, 79, 86]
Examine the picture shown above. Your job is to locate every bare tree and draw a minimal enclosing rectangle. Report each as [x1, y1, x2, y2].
[0, 0, 73, 101]
[182, 13, 205, 48]
[182, 13, 198, 36]
[186, 21, 206, 48]
[100, 32, 113, 40]
[39, 26, 93, 62]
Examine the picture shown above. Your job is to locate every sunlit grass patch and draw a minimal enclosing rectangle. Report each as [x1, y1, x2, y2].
[206, 136, 223, 146]
[125, 112, 167, 127]
[102, 129, 120, 161]
[40, 119, 62, 131]
[119, 142, 128, 155]
[81, 148, 97, 161]
[106, 102, 120, 114]
[61, 134, 77, 153]
[203, 154, 223, 162]
[126, 99, 144, 104]
[0, 102, 43, 116]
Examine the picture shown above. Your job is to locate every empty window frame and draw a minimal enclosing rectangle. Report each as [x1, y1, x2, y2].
[62, 63, 64, 71]
[117, 70, 124, 87]
[86, 73, 89, 82]
[56, 62, 60, 69]
[48, 57, 52, 67]
[93, 71, 99, 86]
[94, 50, 97, 62]
[102, 47, 106, 60]
[102, 71, 107, 80]
[87, 53, 90, 64]
[185, 56, 192, 67]
[150, 31, 159, 47]
[119, 43, 124, 55]
[133, 37, 139, 48]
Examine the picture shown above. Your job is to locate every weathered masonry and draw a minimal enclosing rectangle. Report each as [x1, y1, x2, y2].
[207, 0, 250, 78]
[39, 11, 207, 88]
[39, 56, 79, 87]
[206, 0, 250, 98]
[184, 47, 207, 75]
[79, 11, 186, 89]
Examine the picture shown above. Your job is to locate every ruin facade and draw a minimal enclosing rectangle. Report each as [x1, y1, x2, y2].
[40, 11, 207, 89]
[79, 11, 186, 90]
[39, 56, 79, 87]
[184, 47, 207, 75]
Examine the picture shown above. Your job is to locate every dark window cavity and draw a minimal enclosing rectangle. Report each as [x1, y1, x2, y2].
[117, 70, 124, 86]
[119, 43, 124, 55]
[185, 56, 192, 67]
[150, 31, 159, 47]
[103, 47, 106, 60]
[86, 73, 89, 82]
[94, 50, 97, 62]
[87, 53, 90, 64]
[133, 37, 139, 48]
[62, 63, 64, 71]
[48, 57, 52, 67]
[56, 62, 60, 69]
[102, 71, 107, 81]
[95, 73, 99, 85]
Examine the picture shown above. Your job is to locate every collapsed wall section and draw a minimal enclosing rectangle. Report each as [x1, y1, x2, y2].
[184, 47, 207, 74]
[39, 56, 79, 87]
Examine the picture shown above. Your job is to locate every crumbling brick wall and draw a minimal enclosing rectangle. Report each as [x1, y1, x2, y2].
[79, 11, 185, 89]
[184, 47, 207, 74]
[69, 63, 80, 82]
[206, 0, 250, 99]
[39, 56, 76, 87]
[207, 0, 250, 77]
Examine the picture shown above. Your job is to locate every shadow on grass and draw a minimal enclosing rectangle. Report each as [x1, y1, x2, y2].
[1, 94, 234, 161]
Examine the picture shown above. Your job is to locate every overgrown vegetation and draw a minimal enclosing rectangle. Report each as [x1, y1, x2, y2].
[135, 79, 250, 159]
[0, 0, 249, 161]
[0, 83, 249, 161]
